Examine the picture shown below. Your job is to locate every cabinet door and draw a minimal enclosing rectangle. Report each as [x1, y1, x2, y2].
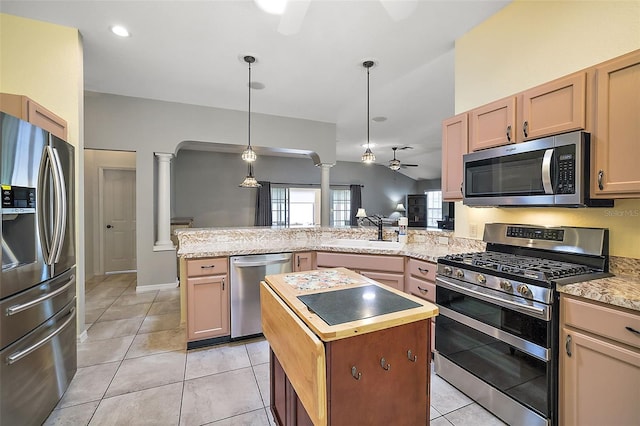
[520, 72, 586, 141]
[359, 271, 404, 291]
[442, 113, 468, 201]
[0, 93, 67, 140]
[293, 252, 314, 272]
[326, 320, 428, 426]
[593, 50, 640, 197]
[560, 328, 640, 426]
[186, 274, 229, 341]
[469, 96, 516, 151]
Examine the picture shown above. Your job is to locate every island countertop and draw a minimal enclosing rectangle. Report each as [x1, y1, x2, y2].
[263, 267, 438, 342]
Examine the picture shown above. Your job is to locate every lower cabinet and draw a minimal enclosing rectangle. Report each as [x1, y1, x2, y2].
[405, 258, 437, 360]
[315, 252, 405, 291]
[560, 294, 640, 426]
[185, 257, 230, 341]
[270, 319, 430, 426]
[293, 252, 315, 272]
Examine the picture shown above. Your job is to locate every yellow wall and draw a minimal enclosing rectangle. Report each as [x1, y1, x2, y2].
[0, 13, 83, 148]
[454, 0, 640, 259]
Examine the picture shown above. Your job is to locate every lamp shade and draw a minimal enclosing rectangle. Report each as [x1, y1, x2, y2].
[396, 203, 406, 212]
[356, 208, 367, 218]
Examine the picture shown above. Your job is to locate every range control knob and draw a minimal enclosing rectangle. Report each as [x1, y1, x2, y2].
[499, 280, 513, 291]
[518, 284, 531, 297]
[477, 274, 487, 284]
[455, 269, 464, 279]
[443, 266, 453, 276]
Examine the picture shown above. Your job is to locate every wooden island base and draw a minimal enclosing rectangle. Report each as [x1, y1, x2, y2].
[261, 268, 437, 426]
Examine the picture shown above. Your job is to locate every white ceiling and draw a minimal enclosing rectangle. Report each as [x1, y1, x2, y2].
[2, 0, 510, 180]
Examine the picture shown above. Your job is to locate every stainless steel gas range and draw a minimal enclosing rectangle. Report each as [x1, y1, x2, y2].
[434, 223, 610, 426]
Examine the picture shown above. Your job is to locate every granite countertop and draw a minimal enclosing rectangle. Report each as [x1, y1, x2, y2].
[176, 227, 640, 313]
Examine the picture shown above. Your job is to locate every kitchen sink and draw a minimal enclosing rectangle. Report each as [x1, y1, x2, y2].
[321, 239, 404, 250]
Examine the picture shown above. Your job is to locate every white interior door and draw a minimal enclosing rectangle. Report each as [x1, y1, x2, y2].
[103, 169, 136, 273]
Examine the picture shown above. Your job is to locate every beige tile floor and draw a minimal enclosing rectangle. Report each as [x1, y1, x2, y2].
[45, 272, 505, 426]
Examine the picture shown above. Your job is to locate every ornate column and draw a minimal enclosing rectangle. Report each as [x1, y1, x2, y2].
[154, 152, 174, 250]
[320, 163, 333, 226]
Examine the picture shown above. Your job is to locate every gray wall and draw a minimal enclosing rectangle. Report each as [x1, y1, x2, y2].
[85, 92, 336, 288]
[416, 178, 442, 193]
[173, 150, 418, 227]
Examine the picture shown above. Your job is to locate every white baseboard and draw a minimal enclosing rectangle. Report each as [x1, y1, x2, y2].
[136, 279, 179, 293]
[77, 329, 88, 343]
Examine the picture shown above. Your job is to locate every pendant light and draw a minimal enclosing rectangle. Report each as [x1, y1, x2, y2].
[241, 55, 257, 162]
[239, 163, 261, 188]
[361, 60, 376, 164]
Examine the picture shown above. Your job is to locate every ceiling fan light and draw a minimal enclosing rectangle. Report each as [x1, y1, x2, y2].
[389, 159, 401, 171]
[362, 147, 376, 163]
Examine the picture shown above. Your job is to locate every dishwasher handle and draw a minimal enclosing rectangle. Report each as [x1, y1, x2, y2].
[233, 257, 292, 268]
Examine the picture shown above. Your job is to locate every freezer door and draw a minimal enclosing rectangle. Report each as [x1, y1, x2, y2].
[49, 135, 75, 275]
[0, 299, 76, 426]
[0, 113, 50, 299]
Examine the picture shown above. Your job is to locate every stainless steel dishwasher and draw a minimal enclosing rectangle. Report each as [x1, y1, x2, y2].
[230, 253, 292, 339]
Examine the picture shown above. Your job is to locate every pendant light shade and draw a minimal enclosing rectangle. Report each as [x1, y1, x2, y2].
[242, 55, 257, 162]
[361, 60, 376, 164]
[239, 163, 261, 188]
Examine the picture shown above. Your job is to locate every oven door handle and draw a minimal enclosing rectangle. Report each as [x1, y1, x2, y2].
[436, 276, 549, 320]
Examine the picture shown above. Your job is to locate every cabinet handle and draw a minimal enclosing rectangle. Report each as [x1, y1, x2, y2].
[201, 265, 216, 269]
[351, 366, 362, 380]
[222, 277, 225, 291]
[565, 334, 572, 357]
[625, 326, 640, 335]
[297, 256, 300, 268]
[380, 357, 391, 371]
[417, 267, 429, 274]
[523, 121, 529, 138]
[598, 170, 604, 190]
[417, 286, 429, 295]
[506, 125, 512, 142]
[407, 350, 417, 362]
[460, 182, 463, 196]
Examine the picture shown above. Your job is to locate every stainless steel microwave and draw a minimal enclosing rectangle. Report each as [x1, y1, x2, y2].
[462, 131, 613, 207]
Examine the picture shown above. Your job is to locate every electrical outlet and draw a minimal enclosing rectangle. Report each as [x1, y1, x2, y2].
[469, 224, 478, 238]
[438, 236, 449, 245]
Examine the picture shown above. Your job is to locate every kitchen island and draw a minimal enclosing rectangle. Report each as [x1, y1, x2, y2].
[261, 267, 438, 426]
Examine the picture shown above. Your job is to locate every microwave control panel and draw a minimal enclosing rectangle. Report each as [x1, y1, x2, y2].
[556, 146, 576, 194]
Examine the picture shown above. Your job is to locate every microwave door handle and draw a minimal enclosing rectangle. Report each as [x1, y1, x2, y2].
[50, 147, 67, 263]
[37, 147, 54, 264]
[542, 149, 554, 194]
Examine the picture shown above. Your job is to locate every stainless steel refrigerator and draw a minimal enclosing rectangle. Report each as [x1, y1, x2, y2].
[0, 112, 76, 425]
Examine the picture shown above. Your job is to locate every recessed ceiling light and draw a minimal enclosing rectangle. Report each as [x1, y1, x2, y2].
[110, 25, 130, 37]
[372, 116, 387, 122]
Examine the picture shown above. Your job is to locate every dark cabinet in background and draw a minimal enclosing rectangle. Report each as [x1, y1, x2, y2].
[406, 194, 426, 228]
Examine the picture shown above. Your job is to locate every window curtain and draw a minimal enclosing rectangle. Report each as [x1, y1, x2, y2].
[349, 184, 362, 226]
[255, 181, 272, 226]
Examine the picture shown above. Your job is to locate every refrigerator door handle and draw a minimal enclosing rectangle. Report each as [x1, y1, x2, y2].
[6, 275, 75, 316]
[50, 146, 67, 263]
[37, 146, 55, 264]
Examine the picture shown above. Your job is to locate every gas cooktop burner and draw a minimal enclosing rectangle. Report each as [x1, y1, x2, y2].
[441, 252, 593, 282]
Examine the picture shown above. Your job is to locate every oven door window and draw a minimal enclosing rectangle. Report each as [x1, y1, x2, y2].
[436, 286, 552, 418]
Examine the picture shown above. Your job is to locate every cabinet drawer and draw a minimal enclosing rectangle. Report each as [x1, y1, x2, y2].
[406, 277, 436, 303]
[187, 257, 228, 277]
[562, 295, 640, 350]
[360, 271, 404, 291]
[407, 258, 436, 281]
[316, 252, 404, 273]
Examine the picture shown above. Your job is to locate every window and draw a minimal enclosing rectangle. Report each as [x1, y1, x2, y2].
[426, 191, 443, 227]
[331, 189, 351, 227]
[271, 187, 320, 227]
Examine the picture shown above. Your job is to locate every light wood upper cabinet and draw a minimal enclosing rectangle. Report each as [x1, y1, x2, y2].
[519, 72, 587, 142]
[560, 294, 640, 426]
[592, 49, 640, 198]
[469, 96, 517, 151]
[0, 93, 68, 140]
[442, 113, 468, 201]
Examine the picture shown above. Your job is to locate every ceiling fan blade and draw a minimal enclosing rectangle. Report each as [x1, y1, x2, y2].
[278, 0, 311, 35]
[397, 146, 413, 150]
[401, 164, 419, 168]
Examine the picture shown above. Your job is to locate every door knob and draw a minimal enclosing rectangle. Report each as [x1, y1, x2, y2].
[106, 224, 113, 229]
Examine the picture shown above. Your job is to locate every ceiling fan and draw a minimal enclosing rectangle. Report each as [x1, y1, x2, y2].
[256, 0, 418, 35]
[388, 146, 418, 171]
